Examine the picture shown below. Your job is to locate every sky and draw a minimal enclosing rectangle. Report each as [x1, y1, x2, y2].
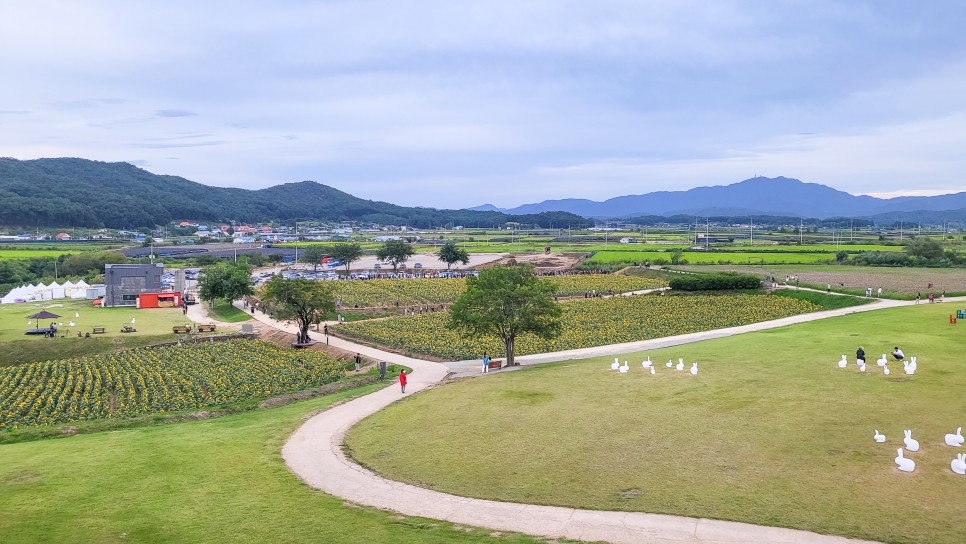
[2, 1, 966, 210]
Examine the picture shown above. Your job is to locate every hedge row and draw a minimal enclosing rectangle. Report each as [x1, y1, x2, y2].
[668, 272, 762, 291]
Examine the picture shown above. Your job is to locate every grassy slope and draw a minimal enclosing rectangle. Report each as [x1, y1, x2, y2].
[208, 300, 252, 322]
[0, 383, 557, 544]
[0, 300, 191, 366]
[346, 302, 966, 544]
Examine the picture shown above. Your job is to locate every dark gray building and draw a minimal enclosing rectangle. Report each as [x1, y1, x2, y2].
[104, 263, 164, 307]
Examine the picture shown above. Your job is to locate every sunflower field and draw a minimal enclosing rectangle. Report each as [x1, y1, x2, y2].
[0, 340, 345, 429]
[336, 294, 819, 360]
[331, 274, 666, 307]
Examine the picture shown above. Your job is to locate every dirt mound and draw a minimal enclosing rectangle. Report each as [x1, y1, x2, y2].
[486, 252, 581, 272]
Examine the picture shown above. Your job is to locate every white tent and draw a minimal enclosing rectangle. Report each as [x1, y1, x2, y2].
[1, 285, 29, 304]
[49, 281, 66, 300]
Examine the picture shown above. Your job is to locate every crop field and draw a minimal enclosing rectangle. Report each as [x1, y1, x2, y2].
[591, 243, 903, 253]
[346, 303, 966, 544]
[0, 339, 345, 428]
[0, 249, 76, 260]
[679, 264, 966, 297]
[336, 293, 818, 360]
[586, 250, 838, 265]
[330, 274, 666, 307]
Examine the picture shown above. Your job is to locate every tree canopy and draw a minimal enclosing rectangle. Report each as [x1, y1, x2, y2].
[448, 264, 561, 366]
[198, 262, 253, 306]
[298, 245, 329, 272]
[376, 240, 415, 272]
[329, 242, 364, 273]
[435, 241, 470, 270]
[260, 276, 335, 344]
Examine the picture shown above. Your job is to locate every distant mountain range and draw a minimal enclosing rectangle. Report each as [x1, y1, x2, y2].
[472, 177, 966, 222]
[0, 158, 590, 229]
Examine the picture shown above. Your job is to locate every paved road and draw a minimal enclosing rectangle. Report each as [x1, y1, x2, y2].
[225, 294, 958, 543]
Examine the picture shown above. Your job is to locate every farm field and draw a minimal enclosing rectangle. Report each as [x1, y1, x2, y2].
[677, 264, 966, 297]
[330, 274, 665, 308]
[0, 300, 194, 366]
[0, 384, 551, 544]
[0, 339, 345, 429]
[0, 249, 77, 260]
[346, 302, 966, 544]
[589, 243, 904, 253]
[586, 249, 838, 265]
[336, 293, 819, 360]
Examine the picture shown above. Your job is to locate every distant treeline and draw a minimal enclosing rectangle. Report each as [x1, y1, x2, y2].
[0, 158, 592, 230]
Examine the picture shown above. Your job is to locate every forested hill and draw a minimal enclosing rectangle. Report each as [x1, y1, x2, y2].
[0, 158, 589, 229]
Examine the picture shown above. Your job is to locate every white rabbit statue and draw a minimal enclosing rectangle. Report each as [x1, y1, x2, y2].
[641, 356, 652, 368]
[895, 448, 915, 472]
[874, 430, 886, 443]
[952, 453, 966, 475]
[675, 360, 684, 371]
[690, 362, 698, 375]
[649, 366, 655, 375]
[945, 427, 964, 447]
[903, 429, 920, 452]
[858, 362, 866, 372]
[611, 358, 620, 371]
[838, 355, 847, 368]
[877, 354, 887, 367]
[666, 360, 673, 368]
[618, 361, 629, 373]
[883, 365, 890, 375]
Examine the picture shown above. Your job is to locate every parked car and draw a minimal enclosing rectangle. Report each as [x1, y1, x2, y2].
[413, 263, 423, 268]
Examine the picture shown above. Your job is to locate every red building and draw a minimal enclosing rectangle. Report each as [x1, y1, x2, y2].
[137, 292, 181, 308]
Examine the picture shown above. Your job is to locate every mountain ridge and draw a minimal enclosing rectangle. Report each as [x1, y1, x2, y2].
[478, 176, 966, 220]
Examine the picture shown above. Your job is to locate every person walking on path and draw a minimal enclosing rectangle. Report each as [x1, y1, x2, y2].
[399, 369, 407, 393]
[877, 287, 882, 298]
[929, 292, 935, 303]
[481, 352, 490, 374]
[354, 353, 362, 371]
[916, 292, 921, 304]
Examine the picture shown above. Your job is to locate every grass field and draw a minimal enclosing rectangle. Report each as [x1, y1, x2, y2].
[209, 300, 252, 322]
[586, 250, 838, 265]
[0, 300, 195, 366]
[678, 264, 966, 297]
[0, 383, 557, 544]
[0, 249, 76, 260]
[346, 302, 966, 544]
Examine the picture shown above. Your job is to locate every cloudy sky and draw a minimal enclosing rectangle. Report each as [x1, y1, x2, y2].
[2, 1, 965, 209]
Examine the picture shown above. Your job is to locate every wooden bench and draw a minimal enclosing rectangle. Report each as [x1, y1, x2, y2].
[197, 324, 216, 332]
[92, 327, 106, 334]
[489, 359, 503, 370]
[120, 325, 137, 333]
[172, 325, 192, 334]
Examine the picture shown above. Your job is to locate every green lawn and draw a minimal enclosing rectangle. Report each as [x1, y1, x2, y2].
[0, 383, 559, 544]
[0, 300, 192, 366]
[209, 300, 252, 322]
[346, 302, 966, 544]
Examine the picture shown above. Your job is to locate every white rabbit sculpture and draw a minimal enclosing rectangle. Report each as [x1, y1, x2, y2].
[952, 453, 966, 475]
[690, 362, 698, 375]
[874, 430, 886, 443]
[858, 362, 866, 373]
[945, 427, 964, 447]
[883, 365, 890, 375]
[618, 361, 629, 373]
[649, 366, 655, 375]
[675, 360, 684, 371]
[838, 355, 847, 368]
[903, 429, 920, 452]
[877, 354, 887, 367]
[611, 358, 620, 371]
[641, 356, 652, 368]
[895, 448, 915, 472]
[666, 360, 673, 368]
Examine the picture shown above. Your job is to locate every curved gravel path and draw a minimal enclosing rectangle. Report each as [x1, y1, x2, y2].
[260, 294, 938, 543]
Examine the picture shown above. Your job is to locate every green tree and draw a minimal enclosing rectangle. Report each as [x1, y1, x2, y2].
[198, 262, 253, 307]
[299, 245, 329, 272]
[435, 241, 469, 270]
[376, 240, 415, 272]
[448, 265, 561, 366]
[905, 237, 944, 260]
[261, 276, 335, 344]
[329, 242, 364, 273]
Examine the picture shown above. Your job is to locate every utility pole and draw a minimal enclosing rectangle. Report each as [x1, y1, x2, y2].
[750, 216, 753, 245]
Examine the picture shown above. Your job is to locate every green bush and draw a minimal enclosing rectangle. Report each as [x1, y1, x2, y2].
[669, 272, 762, 291]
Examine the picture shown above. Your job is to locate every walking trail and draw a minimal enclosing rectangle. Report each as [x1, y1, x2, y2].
[245, 294, 954, 544]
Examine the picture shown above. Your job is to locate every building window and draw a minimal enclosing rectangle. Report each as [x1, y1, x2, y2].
[122, 294, 137, 301]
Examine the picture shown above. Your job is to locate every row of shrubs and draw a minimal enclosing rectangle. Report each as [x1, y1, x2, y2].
[668, 272, 762, 291]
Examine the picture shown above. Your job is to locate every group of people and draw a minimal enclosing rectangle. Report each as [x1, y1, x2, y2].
[856, 345, 904, 363]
